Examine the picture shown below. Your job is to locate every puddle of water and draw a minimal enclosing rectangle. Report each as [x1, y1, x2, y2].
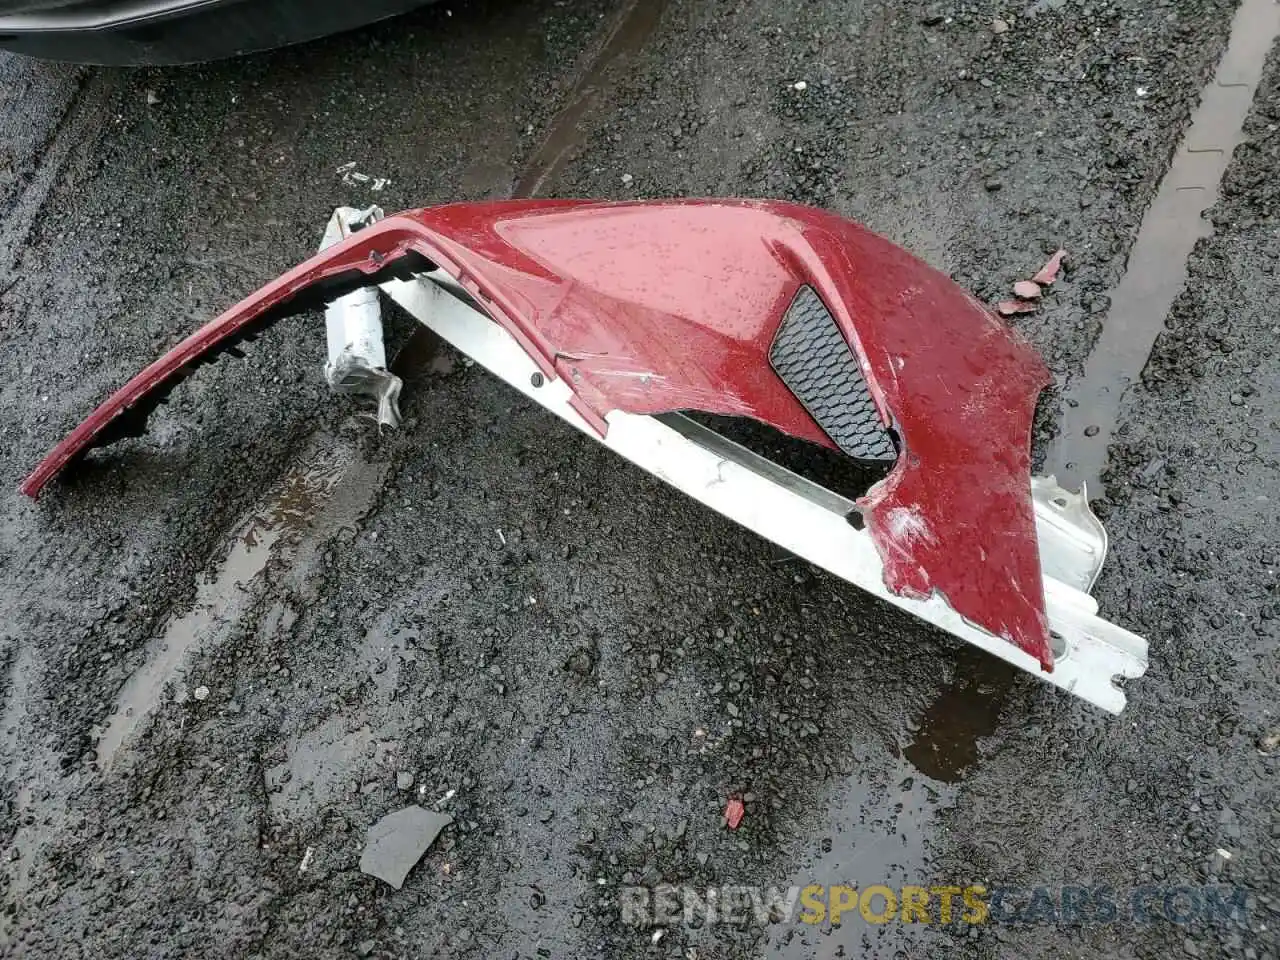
[93, 439, 362, 769]
[265, 619, 424, 821]
[763, 652, 1015, 959]
[902, 649, 1016, 784]
[511, 0, 670, 199]
[764, 771, 950, 958]
[1047, 0, 1280, 495]
[746, 647, 1014, 952]
[265, 719, 380, 818]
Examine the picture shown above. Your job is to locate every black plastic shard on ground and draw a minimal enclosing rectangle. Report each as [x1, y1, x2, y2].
[359, 806, 453, 890]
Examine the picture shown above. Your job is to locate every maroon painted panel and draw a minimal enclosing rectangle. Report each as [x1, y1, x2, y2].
[22, 200, 1052, 668]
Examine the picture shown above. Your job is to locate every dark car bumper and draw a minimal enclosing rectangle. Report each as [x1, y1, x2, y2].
[0, 0, 431, 64]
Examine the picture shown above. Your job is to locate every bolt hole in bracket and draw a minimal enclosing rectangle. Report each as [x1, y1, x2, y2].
[378, 268, 1147, 713]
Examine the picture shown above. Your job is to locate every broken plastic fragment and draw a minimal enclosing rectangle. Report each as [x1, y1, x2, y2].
[997, 299, 1039, 316]
[724, 797, 745, 830]
[359, 806, 452, 889]
[1033, 249, 1067, 285]
[1013, 279, 1043, 300]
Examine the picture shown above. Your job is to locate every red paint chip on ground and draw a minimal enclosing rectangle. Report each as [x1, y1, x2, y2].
[997, 299, 1038, 316]
[1033, 249, 1067, 286]
[724, 798, 745, 829]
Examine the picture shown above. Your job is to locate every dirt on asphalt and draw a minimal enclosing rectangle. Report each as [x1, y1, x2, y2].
[0, 0, 1275, 958]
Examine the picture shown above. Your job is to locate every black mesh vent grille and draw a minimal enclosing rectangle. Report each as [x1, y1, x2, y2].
[769, 286, 896, 462]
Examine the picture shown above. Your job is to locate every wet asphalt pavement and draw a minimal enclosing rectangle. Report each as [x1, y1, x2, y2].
[1, 0, 1278, 957]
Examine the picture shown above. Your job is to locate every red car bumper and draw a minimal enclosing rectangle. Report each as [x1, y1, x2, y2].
[24, 199, 1058, 668]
